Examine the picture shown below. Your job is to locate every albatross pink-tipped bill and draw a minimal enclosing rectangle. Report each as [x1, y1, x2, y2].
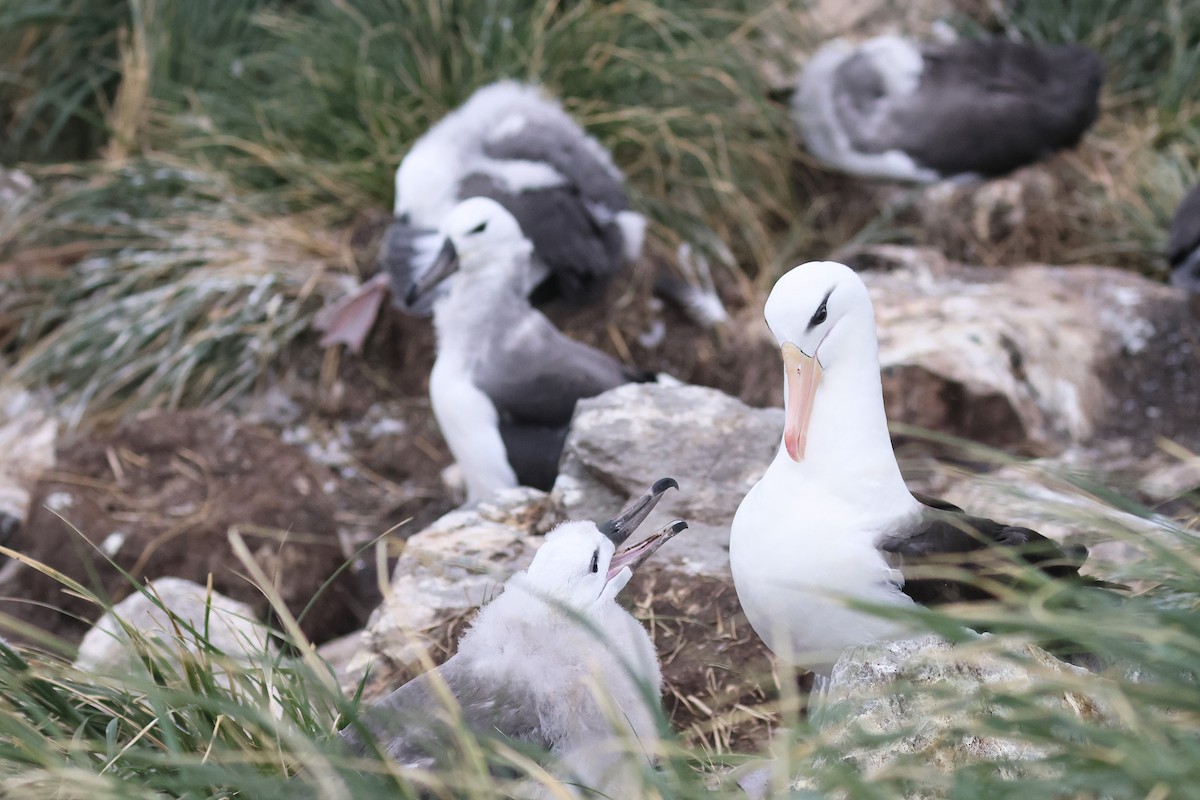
[782, 342, 823, 461]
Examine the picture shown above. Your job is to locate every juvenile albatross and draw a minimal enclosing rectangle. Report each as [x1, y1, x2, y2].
[792, 36, 1104, 182]
[340, 478, 686, 794]
[416, 197, 654, 504]
[730, 261, 1095, 677]
[316, 81, 645, 352]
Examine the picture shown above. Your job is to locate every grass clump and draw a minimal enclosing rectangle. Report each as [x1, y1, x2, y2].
[2, 160, 346, 424]
[0, 0, 272, 163]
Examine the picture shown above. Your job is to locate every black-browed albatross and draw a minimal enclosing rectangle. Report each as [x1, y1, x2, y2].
[413, 196, 654, 504]
[792, 35, 1104, 182]
[340, 478, 686, 793]
[316, 80, 645, 352]
[730, 261, 1095, 677]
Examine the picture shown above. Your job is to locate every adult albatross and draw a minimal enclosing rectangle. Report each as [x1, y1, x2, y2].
[414, 197, 654, 504]
[792, 36, 1104, 182]
[340, 478, 686, 794]
[729, 261, 1094, 677]
[316, 81, 645, 352]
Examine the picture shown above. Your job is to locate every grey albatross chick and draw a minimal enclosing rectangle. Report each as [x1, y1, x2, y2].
[315, 80, 645, 352]
[730, 261, 1095, 678]
[1168, 183, 1200, 294]
[414, 196, 654, 504]
[792, 35, 1104, 182]
[340, 478, 686, 795]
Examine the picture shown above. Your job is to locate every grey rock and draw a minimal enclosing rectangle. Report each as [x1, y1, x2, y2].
[553, 382, 782, 577]
[0, 383, 57, 533]
[349, 487, 558, 696]
[0, 168, 34, 213]
[793, 635, 1106, 793]
[74, 577, 270, 674]
[850, 247, 1198, 454]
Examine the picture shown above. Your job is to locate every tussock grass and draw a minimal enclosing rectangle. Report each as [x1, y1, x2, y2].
[0, 0, 271, 163]
[2, 160, 349, 424]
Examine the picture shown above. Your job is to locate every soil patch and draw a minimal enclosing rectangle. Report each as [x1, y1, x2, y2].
[4, 410, 362, 647]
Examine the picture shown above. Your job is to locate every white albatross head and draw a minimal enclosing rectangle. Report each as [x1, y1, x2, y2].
[763, 260, 876, 462]
[405, 197, 531, 306]
[521, 478, 686, 610]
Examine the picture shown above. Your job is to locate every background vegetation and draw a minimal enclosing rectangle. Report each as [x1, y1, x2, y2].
[3, 0, 1198, 420]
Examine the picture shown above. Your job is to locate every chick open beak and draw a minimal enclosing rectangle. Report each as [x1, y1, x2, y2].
[597, 477, 679, 546]
[606, 519, 688, 581]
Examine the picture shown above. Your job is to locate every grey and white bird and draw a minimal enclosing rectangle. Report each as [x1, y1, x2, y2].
[316, 80, 645, 352]
[1168, 183, 1200, 294]
[730, 261, 1094, 677]
[792, 35, 1104, 182]
[414, 197, 654, 504]
[340, 478, 686, 795]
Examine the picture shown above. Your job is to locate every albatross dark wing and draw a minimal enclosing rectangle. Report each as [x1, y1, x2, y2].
[478, 314, 650, 429]
[476, 312, 651, 490]
[878, 497, 1088, 605]
[463, 121, 631, 307]
[835, 38, 1103, 179]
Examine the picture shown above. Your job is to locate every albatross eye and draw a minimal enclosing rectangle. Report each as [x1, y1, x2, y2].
[589, 549, 599, 574]
[468, 221, 487, 234]
[807, 294, 830, 330]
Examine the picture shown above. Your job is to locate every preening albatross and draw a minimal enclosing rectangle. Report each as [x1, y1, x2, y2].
[415, 197, 654, 504]
[340, 478, 686, 794]
[729, 261, 1095, 677]
[792, 36, 1103, 182]
[316, 81, 645, 352]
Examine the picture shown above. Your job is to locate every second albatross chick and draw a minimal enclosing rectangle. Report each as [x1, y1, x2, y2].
[340, 478, 686, 794]
[415, 196, 654, 504]
[314, 80, 645, 352]
[793, 36, 1103, 182]
[730, 261, 1095, 678]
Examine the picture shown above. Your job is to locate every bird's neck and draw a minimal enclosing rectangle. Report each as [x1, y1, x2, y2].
[774, 316, 912, 508]
[432, 248, 532, 352]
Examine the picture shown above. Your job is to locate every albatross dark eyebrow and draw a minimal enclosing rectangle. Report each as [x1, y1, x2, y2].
[589, 549, 599, 573]
[807, 288, 834, 331]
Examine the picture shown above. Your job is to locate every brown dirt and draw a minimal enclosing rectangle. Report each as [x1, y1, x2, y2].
[628, 568, 781, 752]
[5, 409, 362, 647]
